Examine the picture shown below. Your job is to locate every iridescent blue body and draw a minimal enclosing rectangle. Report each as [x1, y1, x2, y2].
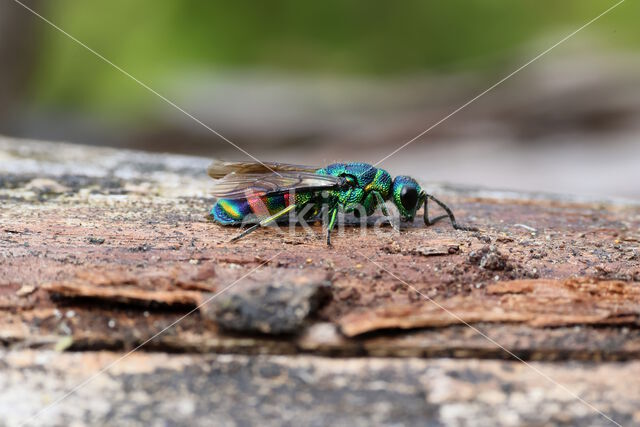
[211, 162, 402, 225]
[209, 160, 474, 244]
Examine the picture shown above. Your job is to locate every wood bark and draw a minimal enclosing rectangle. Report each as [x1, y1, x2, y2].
[1, 137, 639, 426]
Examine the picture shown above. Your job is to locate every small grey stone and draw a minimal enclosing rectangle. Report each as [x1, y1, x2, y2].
[209, 279, 331, 335]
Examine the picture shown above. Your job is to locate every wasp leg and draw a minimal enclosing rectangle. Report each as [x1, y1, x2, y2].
[324, 187, 353, 246]
[325, 206, 339, 246]
[424, 193, 478, 232]
[229, 204, 297, 242]
[373, 191, 399, 232]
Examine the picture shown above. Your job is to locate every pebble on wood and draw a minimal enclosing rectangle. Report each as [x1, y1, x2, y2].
[208, 279, 332, 335]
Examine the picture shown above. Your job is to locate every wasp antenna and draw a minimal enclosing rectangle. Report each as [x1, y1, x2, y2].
[423, 193, 478, 232]
[422, 192, 442, 226]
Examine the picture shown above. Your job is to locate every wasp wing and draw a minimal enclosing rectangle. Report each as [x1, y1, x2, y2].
[207, 160, 319, 179]
[210, 171, 342, 199]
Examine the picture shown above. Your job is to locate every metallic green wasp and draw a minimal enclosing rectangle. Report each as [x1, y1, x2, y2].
[209, 161, 476, 245]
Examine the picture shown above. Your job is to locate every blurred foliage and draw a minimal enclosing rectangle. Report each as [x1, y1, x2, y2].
[30, 0, 640, 117]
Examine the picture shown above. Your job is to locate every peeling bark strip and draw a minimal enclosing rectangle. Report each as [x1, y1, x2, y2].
[339, 278, 640, 336]
[1, 137, 640, 360]
[43, 264, 217, 307]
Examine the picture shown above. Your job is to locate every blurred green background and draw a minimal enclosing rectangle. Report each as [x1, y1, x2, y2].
[29, 1, 639, 116]
[1, 0, 640, 198]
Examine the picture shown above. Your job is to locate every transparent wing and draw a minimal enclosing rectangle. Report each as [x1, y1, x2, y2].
[207, 160, 319, 179]
[210, 171, 343, 199]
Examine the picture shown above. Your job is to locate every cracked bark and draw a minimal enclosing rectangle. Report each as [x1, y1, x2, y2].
[1, 137, 639, 426]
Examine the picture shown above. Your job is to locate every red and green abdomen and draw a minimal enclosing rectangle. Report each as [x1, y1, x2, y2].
[211, 191, 314, 225]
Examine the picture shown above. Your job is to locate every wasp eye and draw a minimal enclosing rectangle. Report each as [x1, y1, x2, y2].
[400, 186, 418, 211]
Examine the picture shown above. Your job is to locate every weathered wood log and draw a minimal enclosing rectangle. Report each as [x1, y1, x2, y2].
[1, 136, 639, 425]
[2, 351, 639, 427]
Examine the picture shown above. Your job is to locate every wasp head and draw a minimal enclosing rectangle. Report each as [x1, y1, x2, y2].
[391, 176, 424, 222]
